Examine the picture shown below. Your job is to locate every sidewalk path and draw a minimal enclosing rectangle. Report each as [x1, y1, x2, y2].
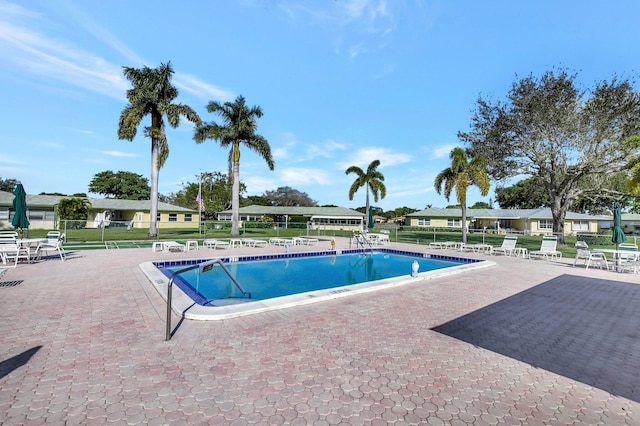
[0, 239, 639, 424]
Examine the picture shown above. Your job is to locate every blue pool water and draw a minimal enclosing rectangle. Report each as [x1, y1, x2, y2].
[160, 251, 465, 306]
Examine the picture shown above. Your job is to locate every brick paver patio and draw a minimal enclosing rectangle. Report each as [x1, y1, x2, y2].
[1, 238, 639, 424]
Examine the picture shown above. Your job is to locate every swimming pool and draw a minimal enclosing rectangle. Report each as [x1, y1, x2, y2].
[140, 248, 494, 320]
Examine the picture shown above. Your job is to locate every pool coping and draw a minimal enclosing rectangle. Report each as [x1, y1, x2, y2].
[139, 248, 496, 321]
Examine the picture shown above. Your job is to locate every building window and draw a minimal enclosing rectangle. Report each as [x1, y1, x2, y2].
[156, 213, 161, 222]
[184, 214, 192, 222]
[447, 218, 461, 227]
[168, 213, 177, 222]
[539, 219, 553, 230]
[571, 220, 589, 231]
[417, 218, 430, 226]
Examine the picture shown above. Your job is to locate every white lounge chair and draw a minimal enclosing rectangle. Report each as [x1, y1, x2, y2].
[243, 239, 268, 248]
[529, 236, 562, 261]
[163, 241, 185, 252]
[269, 237, 295, 246]
[294, 237, 319, 246]
[203, 239, 231, 250]
[573, 241, 608, 270]
[491, 235, 518, 256]
[428, 241, 456, 249]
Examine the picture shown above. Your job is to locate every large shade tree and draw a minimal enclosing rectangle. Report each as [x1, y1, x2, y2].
[434, 147, 490, 243]
[263, 186, 317, 207]
[88, 170, 150, 200]
[460, 69, 640, 241]
[118, 62, 202, 237]
[167, 171, 245, 220]
[194, 95, 274, 236]
[346, 160, 386, 229]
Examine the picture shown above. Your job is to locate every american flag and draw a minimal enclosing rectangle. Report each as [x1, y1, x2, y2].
[196, 193, 205, 212]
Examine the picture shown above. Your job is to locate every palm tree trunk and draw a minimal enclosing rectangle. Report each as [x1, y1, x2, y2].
[365, 186, 370, 230]
[461, 205, 467, 243]
[149, 134, 159, 238]
[231, 144, 240, 236]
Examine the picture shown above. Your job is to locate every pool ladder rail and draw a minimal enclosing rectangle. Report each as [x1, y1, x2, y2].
[165, 259, 250, 341]
[352, 231, 374, 253]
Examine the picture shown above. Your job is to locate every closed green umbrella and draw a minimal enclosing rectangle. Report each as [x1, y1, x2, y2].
[612, 202, 626, 248]
[368, 206, 374, 229]
[11, 183, 29, 237]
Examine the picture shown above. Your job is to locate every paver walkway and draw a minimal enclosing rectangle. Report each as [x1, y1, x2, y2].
[1, 238, 639, 424]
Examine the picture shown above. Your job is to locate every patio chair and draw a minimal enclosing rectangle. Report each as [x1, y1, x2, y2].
[529, 235, 562, 261]
[491, 235, 518, 256]
[34, 236, 66, 261]
[1, 238, 30, 267]
[573, 241, 608, 270]
[46, 231, 61, 240]
[617, 243, 639, 273]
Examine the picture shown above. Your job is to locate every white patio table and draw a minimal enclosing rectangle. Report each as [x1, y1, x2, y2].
[16, 238, 47, 263]
[593, 248, 638, 273]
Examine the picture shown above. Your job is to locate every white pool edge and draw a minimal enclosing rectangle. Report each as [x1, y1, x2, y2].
[139, 255, 496, 321]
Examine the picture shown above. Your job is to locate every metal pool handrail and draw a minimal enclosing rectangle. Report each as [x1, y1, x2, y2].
[166, 259, 250, 341]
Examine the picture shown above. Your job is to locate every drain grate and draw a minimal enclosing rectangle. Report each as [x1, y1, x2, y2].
[0, 281, 23, 287]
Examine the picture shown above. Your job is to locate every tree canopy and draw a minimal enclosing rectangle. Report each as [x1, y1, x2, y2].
[460, 69, 640, 238]
[57, 197, 91, 230]
[88, 170, 151, 200]
[166, 171, 243, 220]
[0, 178, 17, 192]
[495, 177, 550, 209]
[263, 186, 317, 207]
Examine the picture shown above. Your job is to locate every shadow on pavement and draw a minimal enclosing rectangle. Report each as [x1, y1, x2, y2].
[0, 346, 42, 380]
[432, 274, 640, 403]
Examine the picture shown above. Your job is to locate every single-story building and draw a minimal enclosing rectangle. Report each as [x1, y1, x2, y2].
[406, 207, 604, 236]
[217, 205, 365, 231]
[0, 191, 198, 230]
[619, 213, 640, 234]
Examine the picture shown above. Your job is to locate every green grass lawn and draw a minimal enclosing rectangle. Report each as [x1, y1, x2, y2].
[25, 226, 636, 259]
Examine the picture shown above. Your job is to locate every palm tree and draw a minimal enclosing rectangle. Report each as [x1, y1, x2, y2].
[194, 95, 274, 236]
[346, 160, 386, 229]
[118, 62, 202, 237]
[434, 147, 490, 243]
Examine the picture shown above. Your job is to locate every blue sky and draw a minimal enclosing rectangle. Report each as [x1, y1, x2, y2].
[2, 1, 639, 211]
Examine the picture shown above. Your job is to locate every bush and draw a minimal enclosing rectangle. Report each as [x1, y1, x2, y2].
[577, 233, 610, 246]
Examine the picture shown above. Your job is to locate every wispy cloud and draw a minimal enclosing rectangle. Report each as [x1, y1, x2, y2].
[244, 175, 278, 194]
[0, 153, 27, 165]
[337, 147, 412, 169]
[279, 0, 396, 59]
[305, 139, 346, 160]
[40, 141, 64, 149]
[273, 133, 346, 162]
[60, 2, 144, 65]
[0, 3, 128, 99]
[279, 167, 333, 186]
[431, 143, 457, 159]
[174, 73, 235, 103]
[98, 150, 138, 158]
[0, 2, 228, 105]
